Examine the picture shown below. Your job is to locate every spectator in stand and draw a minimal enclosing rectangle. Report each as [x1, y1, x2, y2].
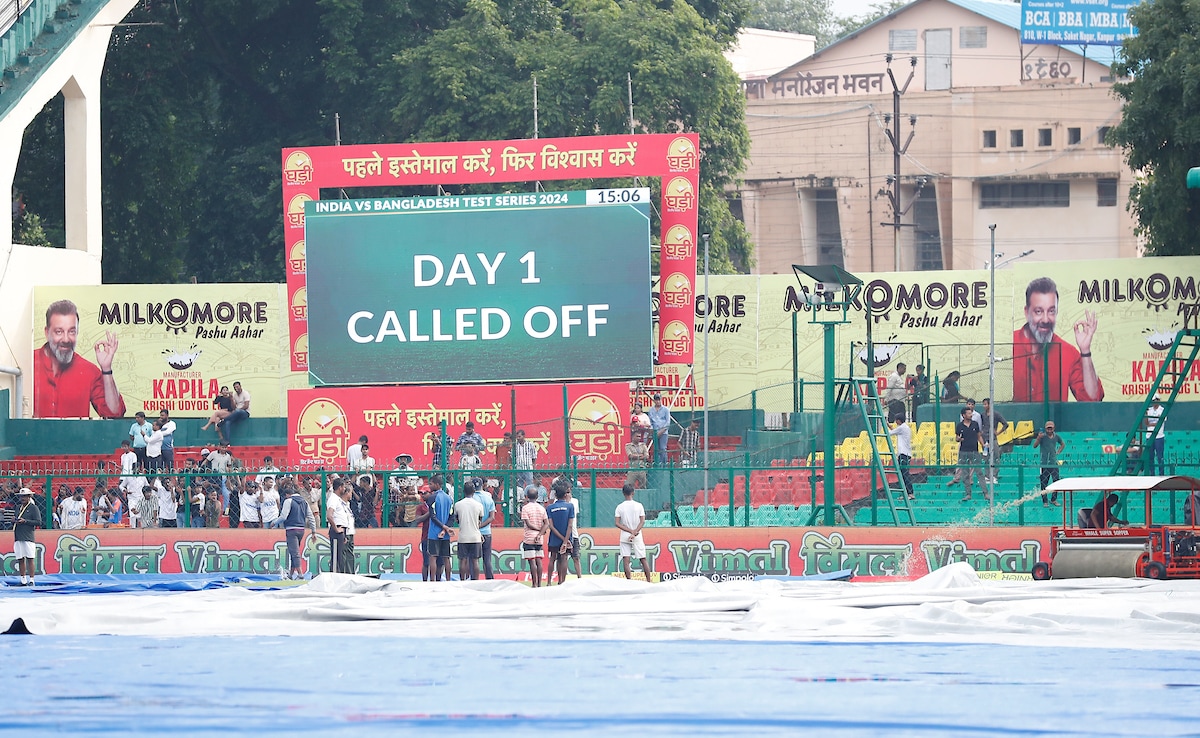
[648, 394, 671, 464]
[520, 488, 547, 587]
[941, 371, 963, 403]
[908, 364, 930, 411]
[58, 486, 87, 530]
[197, 448, 212, 472]
[884, 362, 908, 422]
[300, 476, 323, 526]
[495, 432, 512, 469]
[954, 406, 987, 502]
[226, 476, 242, 528]
[201, 385, 234, 435]
[456, 422, 485, 456]
[625, 435, 650, 489]
[145, 420, 165, 472]
[512, 429, 537, 490]
[208, 442, 233, 513]
[351, 445, 375, 474]
[678, 418, 701, 468]
[459, 442, 482, 474]
[121, 467, 148, 527]
[90, 483, 111, 526]
[154, 476, 178, 528]
[965, 398, 983, 427]
[631, 403, 651, 444]
[14, 488, 41, 586]
[128, 412, 152, 469]
[119, 439, 137, 480]
[135, 487, 158, 528]
[392, 454, 420, 527]
[347, 435, 368, 471]
[352, 474, 377, 528]
[257, 476, 281, 527]
[158, 410, 177, 471]
[204, 488, 221, 528]
[1145, 396, 1166, 475]
[981, 398, 1010, 482]
[219, 381, 251, 444]
[1034, 423, 1065, 507]
[256, 456, 281, 487]
[888, 412, 915, 499]
[239, 480, 261, 528]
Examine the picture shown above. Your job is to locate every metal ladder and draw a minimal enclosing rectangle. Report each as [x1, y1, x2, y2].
[850, 378, 916, 525]
[1110, 326, 1200, 475]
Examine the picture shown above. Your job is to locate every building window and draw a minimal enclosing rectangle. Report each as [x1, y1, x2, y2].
[960, 26, 987, 48]
[982, 130, 997, 148]
[1068, 127, 1081, 145]
[913, 194, 943, 271]
[889, 29, 917, 51]
[1097, 126, 1112, 145]
[1038, 128, 1052, 147]
[1097, 178, 1118, 207]
[980, 181, 1070, 208]
[814, 188, 845, 268]
[1010, 129, 1024, 148]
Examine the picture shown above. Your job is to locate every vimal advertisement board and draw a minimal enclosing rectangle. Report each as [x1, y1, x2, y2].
[304, 188, 652, 385]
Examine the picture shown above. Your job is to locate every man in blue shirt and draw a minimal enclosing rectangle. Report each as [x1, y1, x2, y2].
[545, 482, 576, 585]
[473, 477, 498, 580]
[647, 394, 671, 464]
[426, 474, 454, 581]
[128, 411, 152, 470]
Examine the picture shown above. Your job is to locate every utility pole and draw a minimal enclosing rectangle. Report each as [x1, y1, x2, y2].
[881, 55, 922, 272]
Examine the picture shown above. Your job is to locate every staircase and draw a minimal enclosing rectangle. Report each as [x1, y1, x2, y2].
[1110, 322, 1200, 476]
[849, 377, 916, 525]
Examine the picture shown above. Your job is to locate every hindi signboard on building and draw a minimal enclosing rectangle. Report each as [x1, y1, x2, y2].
[1021, 0, 1140, 45]
[304, 189, 652, 385]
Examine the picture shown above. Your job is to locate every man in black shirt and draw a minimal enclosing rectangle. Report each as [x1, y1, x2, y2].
[955, 407, 987, 502]
[14, 487, 42, 586]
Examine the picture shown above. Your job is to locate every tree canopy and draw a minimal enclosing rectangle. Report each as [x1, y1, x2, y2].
[14, 0, 753, 280]
[1110, 0, 1200, 256]
[745, 0, 904, 49]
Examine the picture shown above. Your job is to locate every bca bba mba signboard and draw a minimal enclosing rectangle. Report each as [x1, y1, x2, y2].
[304, 189, 652, 385]
[1021, 0, 1140, 45]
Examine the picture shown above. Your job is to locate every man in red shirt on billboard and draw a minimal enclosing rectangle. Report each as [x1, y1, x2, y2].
[34, 299, 126, 418]
[1012, 277, 1103, 403]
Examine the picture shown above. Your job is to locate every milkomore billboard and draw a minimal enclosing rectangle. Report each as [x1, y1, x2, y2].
[304, 189, 652, 385]
[32, 285, 302, 418]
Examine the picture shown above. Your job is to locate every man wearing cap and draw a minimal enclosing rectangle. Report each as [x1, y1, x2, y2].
[426, 474, 454, 581]
[1145, 397, 1166, 475]
[14, 488, 41, 586]
[648, 394, 671, 464]
[239, 479, 261, 528]
[456, 422, 485, 456]
[1034, 423, 1066, 507]
[520, 487, 548, 587]
[453, 481, 485, 581]
[615, 484, 652, 581]
[392, 454, 420, 527]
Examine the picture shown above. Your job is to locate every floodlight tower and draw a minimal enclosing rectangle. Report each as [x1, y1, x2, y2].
[792, 264, 864, 525]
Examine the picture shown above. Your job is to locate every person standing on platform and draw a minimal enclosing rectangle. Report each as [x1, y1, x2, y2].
[455, 422, 485, 457]
[347, 435, 368, 471]
[615, 484, 651, 581]
[14, 488, 41, 586]
[648, 394, 671, 464]
[128, 413, 151, 470]
[1145, 397, 1166, 475]
[954, 407, 986, 502]
[678, 418, 701, 468]
[1035, 423, 1066, 507]
[513, 430, 537, 490]
[908, 364, 930, 412]
[157, 410, 177, 471]
[981, 398, 1010, 482]
[887, 412, 915, 499]
[884, 363, 907, 422]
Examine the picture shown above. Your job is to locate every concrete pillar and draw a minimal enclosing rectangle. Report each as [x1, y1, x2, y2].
[62, 71, 102, 257]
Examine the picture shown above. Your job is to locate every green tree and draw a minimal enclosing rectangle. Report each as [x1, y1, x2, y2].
[746, 0, 837, 47]
[832, 0, 905, 41]
[1110, 0, 1200, 256]
[15, 0, 752, 280]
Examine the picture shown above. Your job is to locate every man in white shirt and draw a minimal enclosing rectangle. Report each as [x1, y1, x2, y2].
[1145, 396, 1166, 475]
[326, 478, 352, 574]
[614, 484, 651, 580]
[58, 487, 88, 530]
[119, 440, 137, 478]
[239, 480, 261, 528]
[208, 442, 233, 512]
[257, 477, 281, 527]
[121, 473, 148, 527]
[888, 412, 915, 499]
[144, 421, 165, 473]
[256, 456, 281, 486]
[884, 362, 907, 422]
[351, 445, 375, 473]
[157, 410, 178, 471]
[347, 435, 368, 470]
[565, 487, 582, 579]
[513, 429, 537, 489]
[154, 477, 178, 527]
[453, 481, 485, 581]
